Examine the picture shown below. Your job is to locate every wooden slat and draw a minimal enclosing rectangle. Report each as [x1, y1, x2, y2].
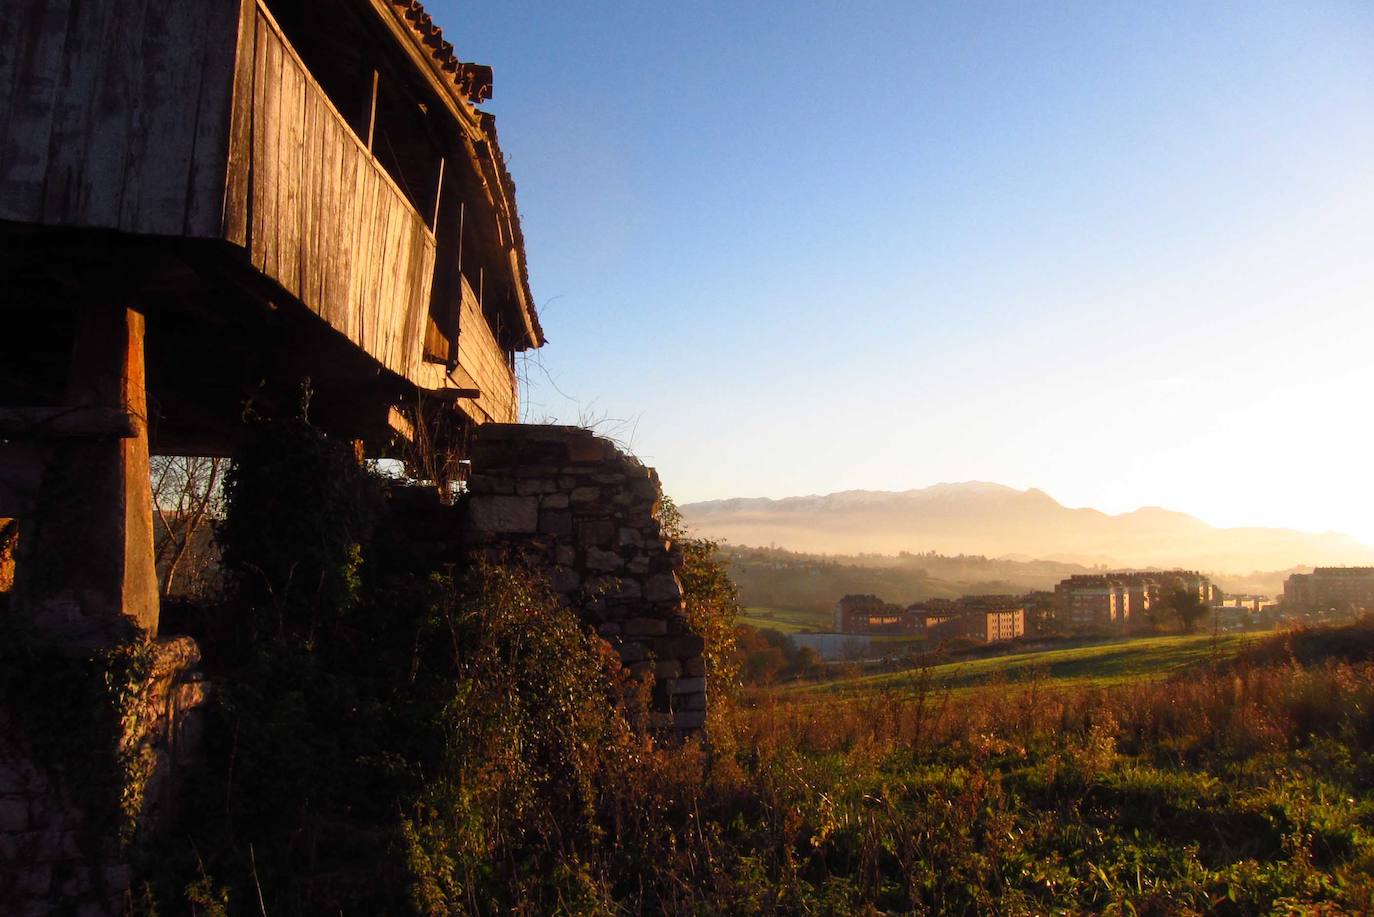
[249, 13, 275, 273]
[222, 0, 258, 245]
[0, 0, 38, 152]
[122, 0, 206, 234]
[37, 0, 118, 224]
[276, 44, 304, 296]
[455, 277, 516, 422]
[0, 0, 75, 220]
[184, 0, 249, 236]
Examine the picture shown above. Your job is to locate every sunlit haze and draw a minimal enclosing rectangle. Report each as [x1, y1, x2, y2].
[445, 2, 1374, 546]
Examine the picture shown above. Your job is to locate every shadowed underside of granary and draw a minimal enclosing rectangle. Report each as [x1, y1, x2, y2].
[0, 0, 544, 640]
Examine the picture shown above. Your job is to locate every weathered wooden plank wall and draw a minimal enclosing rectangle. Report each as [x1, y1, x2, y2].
[231, 5, 434, 382]
[0, 0, 242, 236]
[1, 0, 517, 418]
[455, 276, 516, 423]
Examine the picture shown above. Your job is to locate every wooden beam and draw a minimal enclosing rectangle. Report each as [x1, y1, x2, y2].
[426, 387, 480, 402]
[387, 405, 415, 441]
[0, 406, 137, 440]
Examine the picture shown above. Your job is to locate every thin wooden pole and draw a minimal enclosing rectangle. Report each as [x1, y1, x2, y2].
[366, 69, 379, 152]
[447, 202, 465, 370]
[431, 157, 445, 229]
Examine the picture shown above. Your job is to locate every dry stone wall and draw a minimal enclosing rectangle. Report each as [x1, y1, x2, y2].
[0, 636, 207, 916]
[464, 424, 707, 735]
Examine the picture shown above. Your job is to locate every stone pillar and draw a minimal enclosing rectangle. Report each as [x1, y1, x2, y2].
[13, 307, 159, 644]
[463, 424, 708, 737]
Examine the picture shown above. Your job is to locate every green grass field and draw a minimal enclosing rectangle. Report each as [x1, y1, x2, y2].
[800, 631, 1269, 696]
[738, 606, 832, 633]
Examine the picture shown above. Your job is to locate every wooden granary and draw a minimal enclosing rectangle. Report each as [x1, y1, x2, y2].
[0, 0, 543, 639]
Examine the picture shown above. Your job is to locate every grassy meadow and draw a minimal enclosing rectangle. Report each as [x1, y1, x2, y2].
[739, 605, 833, 632]
[804, 631, 1270, 696]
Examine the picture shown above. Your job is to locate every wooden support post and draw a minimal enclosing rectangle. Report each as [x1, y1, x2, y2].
[12, 306, 160, 645]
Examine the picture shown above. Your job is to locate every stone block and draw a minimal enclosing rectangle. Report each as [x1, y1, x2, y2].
[654, 659, 683, 679]
[549, 567, 581, 594]
[653, 635, 705, 659]
[623, 618, 668, 637]
[0, 797, 28, 832]
[576, 519, 616, 548]
[673, 710, 707, 729]
[467, 495, 538, 533]
[627, 661, 654, 678]
[618, 642, 648, 663]
[585, 547, 623, 572]
[592, 473, 626, 485]
[516, 477, 549, 496]
[467, 473, 515, 495]
[538, 511, 573, 537]
[645, 572, 682, 604]
[667, 673, 703, 695]
[596, 622, 622, 637]
[17, 864, 51, 895]
[617, 527, 643, 548]
[676, 692, 707, 711]
[554, 545, 576, 566]
[542, 493, 570, 510]
[566, 437, 606, 463]
[570, 486, 601, 503]
[683, 656, 706, 677]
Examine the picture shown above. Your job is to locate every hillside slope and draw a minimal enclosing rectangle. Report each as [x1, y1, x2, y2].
[684, 483, 1373, 573]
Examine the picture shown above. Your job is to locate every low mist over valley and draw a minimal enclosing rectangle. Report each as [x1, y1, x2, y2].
[682, 482, 1374, 574]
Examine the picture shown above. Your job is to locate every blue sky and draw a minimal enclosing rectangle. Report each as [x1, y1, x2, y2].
[436, 1, 1374, 542]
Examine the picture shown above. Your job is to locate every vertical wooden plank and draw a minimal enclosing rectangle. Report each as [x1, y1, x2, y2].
[274, 50, 304, 297]
[221, 0, 257, 246]
[373, 187, 397, 370]
[262, 19, 285, 278]
[80, 0, 150, 227]
[183, 0, 247, 237]
[328, 119, 358, 338]
[0, 0, 75, 221]
[248, 13, 274, 272]
[327, 117, 351, 327]
[38, 0, 118, 224]
[352, 160, 379, 348]
[297, 82, 321, 309]
[310, 101, 336, 323]
[0, 0, 40, 150]
[122, 1, 209, 234]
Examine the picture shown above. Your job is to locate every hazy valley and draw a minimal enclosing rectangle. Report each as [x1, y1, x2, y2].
[683, 482, 1374, 574]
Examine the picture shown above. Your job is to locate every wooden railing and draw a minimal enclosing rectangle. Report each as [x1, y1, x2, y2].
[225, 2, 436, 383]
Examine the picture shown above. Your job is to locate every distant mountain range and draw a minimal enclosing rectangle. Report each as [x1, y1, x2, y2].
[679, 482, 1374, 574]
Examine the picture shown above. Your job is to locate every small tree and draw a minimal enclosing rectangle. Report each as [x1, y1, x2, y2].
[1167, 587, 1210, 634]
[151, 455, 225, 596]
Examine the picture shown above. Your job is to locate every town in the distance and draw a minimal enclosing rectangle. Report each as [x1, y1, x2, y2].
[767, 566, 1373, 662]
